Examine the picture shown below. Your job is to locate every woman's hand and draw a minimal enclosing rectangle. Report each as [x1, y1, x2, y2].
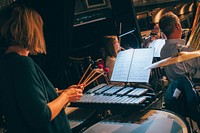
[55, 84, 84, 96]
[63, 85, 84, 102]
[55, 88, 63, 95]
[48, 84, 84, 120]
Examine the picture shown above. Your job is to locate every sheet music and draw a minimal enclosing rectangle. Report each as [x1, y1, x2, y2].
[148, 39, 165, 57]
[128, 49, 154, 83]
[111, 49, 133, 82]
[111, 48, 154, 83]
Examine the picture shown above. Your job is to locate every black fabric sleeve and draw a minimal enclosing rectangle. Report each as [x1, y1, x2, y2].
[13, 57, 52, 129]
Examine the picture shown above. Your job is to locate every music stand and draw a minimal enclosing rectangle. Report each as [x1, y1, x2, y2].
[148, 39, 166, 91]
[148, 39, 165, 58]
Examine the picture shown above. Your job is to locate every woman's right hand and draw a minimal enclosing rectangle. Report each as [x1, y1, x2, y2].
[63, 85, 83, 102]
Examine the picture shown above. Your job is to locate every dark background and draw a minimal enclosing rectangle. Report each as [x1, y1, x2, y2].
[0, 0, 197, 89]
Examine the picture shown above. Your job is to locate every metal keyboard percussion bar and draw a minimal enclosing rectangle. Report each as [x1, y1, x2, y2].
[86, 83, 108, 94]
[94, 84, 114, 94]
[70, 84, 156, 110]
[127, 88, 148, 96]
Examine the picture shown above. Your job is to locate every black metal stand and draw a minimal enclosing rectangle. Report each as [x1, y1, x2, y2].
[181, 61, 200, 132]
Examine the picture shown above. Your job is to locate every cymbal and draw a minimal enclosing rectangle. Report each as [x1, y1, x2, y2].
[145, 50, 200, 69]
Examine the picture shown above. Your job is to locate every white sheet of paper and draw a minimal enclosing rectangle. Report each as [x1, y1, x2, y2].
[128, 49, 153, 83]
[148, 39, 165, 57]
[111, 49, 133, 82]
[111, 48, 154, 83]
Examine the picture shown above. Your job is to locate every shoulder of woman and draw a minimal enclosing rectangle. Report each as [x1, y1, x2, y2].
[13, 55, 35, 69]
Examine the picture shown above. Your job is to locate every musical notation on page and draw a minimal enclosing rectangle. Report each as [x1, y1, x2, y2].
[111, 48, 154, 83]
[111, 49, 133, 82]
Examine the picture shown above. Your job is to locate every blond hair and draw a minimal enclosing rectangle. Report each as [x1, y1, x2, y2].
[0, 3, 46, 55]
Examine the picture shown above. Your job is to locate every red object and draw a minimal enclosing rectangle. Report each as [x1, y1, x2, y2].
[104, 67, 109, 73]
[98, 64, 104, 69]
[96, 59, 104, 68]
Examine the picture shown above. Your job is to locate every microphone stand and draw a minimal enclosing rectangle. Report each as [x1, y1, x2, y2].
[182, 61, 194, 86]
[177, 50, 200, 131]
[177, 48, 194, 87]
[177, 49, 200, 107]
[118, 29, 136, 38]
[181, 57, 200, 111]
[181, 61, 200, 131]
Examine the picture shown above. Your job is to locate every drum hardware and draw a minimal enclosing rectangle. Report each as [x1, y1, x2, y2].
[146, 49, 200, 107]
[97, 109, 113, 120]
[82, 109, 190, 133]
[149, 57, 168, 92]
[65, 107, 104, 133]
[66, 106, 122, 133]
[180, 69, 200, 125]
[146, 39, 168, 92]
[146, 50, 200, 132]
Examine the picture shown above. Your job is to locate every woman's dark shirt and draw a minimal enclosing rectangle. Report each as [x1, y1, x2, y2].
[0, 53, 71, 133]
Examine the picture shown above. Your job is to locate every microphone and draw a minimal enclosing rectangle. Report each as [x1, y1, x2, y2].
[118, 28, 136, 37]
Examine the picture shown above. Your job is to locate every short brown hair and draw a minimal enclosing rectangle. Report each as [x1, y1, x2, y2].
[0, 3, 46, 55]
[159, 12, 180, 38]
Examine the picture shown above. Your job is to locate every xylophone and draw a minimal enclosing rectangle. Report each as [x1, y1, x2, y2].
[70, 83, 157, 110]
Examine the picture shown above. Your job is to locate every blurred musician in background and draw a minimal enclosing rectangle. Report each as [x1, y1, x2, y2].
[150, 22, 167, 40]
[144, 22, 167, 48]
[159, 12, 200, 83]
[144, 31, 158, 48]
[159, 12, 200, 127]
[102, 35, 122, 80]
[0, 3, 83, 133]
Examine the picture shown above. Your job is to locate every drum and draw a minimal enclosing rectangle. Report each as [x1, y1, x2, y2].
[83, 109, 190, 133]
[65, 107, 100, 132]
